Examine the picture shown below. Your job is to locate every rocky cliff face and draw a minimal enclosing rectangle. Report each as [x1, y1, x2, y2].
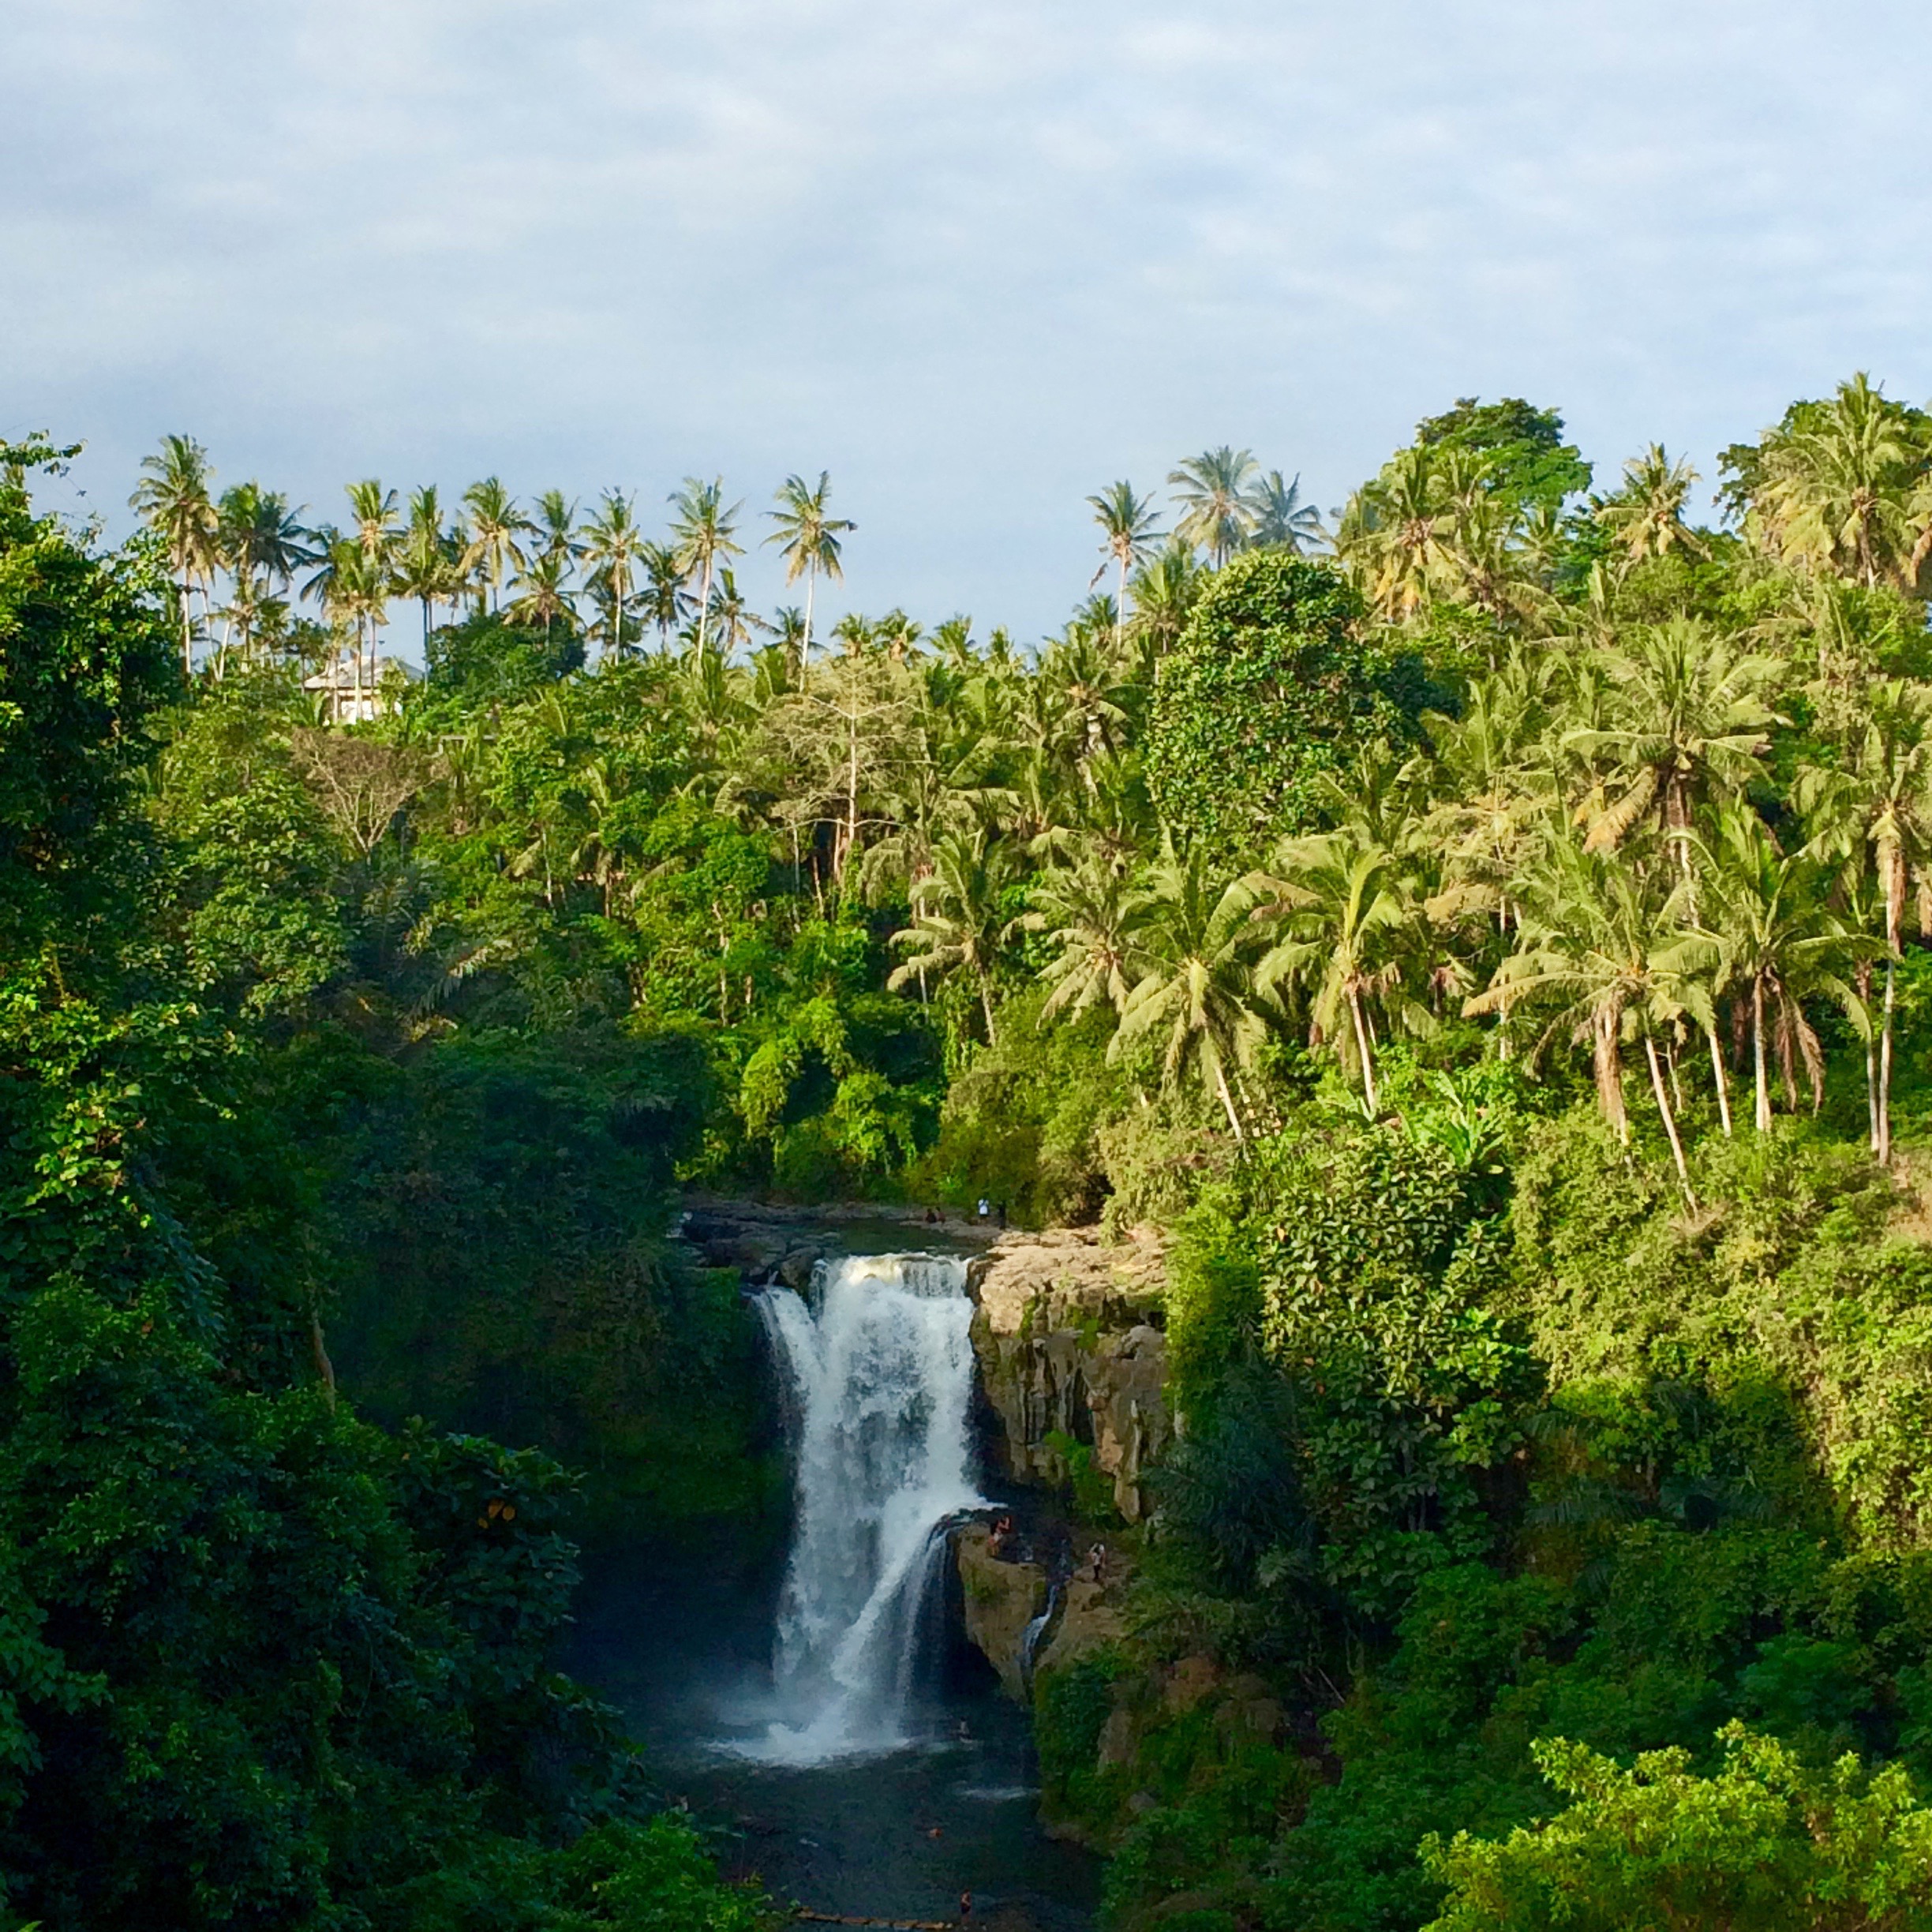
[966, 1228, 1171, 1522]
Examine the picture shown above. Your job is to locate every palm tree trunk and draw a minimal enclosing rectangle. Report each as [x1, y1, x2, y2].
[1594, 1012, 1629, 1143]
[1349, 990, 1379, 1114]
[1879, 954, 1896, 1166]
[1644, 1034, 1695, 1204]
[979, 979, 998, 1047]
[1213, 1062, 1245, 1143]
[1706, 1027, 1733, 1137]
[697, 554, 714, 658]
[1754, 976, 1772, 1133]
[801, 562, 816, 691]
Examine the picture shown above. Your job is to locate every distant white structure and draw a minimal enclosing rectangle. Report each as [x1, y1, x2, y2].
[302, 655, 417, 724]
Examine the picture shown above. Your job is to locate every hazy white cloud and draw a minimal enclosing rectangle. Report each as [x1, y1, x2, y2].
[5, 0, 1931, 634]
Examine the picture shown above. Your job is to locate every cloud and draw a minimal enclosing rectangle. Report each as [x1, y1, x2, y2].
[5, 0, 1931, 634]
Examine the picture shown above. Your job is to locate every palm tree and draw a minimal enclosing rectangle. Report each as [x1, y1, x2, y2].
[1086, 482, 1163, 651]
[395, 487, 457, 651]
[1797, 679, 1932, 1163]
[1567, 619, 1778, 870]
[1595, 445, 1708, 564]
[1255, 829, 1432, 1114]
[1248, 470, 1324, 552]
[1125, 540, 1207, 671]
[765, 471, 853, 683]
[460, 477, 530, 612]
[130, 433, 219, 674]
[1334, 445, 1451, 623]
[1112, 841, 1270, 1139]
[638, 541, 691, 653]
[506, 550, 575, 646]
[1028, 847, 1151, 1021]
[1168, 447, 1260, 566]
[668, 476, 743, 658]
[887, 828, 1020, 1043]
[215, 483, 310, 666]
[1470, 835, 1705, 1194]
[579, 491, 642, 657]
[1692, 805, 1863, 1135]
[1755, 373, 1928, 590]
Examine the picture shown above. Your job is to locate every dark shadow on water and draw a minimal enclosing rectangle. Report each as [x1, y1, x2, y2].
[568, 1545, 1102, 1930]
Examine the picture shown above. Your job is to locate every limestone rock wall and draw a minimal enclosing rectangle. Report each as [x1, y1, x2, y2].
[967, 1228, 1171, 1522]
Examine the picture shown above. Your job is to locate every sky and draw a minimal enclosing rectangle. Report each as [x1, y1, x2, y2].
[6, 0, 1932, 646]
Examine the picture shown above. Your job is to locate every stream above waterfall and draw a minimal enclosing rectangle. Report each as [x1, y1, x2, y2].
[567, 1236, 1101, 1930]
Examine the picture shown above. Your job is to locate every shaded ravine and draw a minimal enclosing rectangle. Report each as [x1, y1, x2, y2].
[567, 1241, 1100, 1930]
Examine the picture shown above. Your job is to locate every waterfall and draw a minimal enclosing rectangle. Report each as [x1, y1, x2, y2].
[742, 1252, 983, 1763]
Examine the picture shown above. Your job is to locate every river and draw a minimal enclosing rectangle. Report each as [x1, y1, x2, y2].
[567, 1237, 1102, 1930]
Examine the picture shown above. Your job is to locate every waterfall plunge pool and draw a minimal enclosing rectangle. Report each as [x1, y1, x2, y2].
[567, 1245, 1101, 1931]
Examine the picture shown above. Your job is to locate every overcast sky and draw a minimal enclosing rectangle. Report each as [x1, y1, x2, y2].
[6, 0, 1931, 643]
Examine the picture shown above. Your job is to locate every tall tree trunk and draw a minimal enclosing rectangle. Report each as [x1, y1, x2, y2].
[1754, 975, 1772, 1133]
[979, 979, 998, 1047]
[801, 562, 816, 692]
[1350, 990, 1380, 1114]
[1213, 1061, 1245, 1143]
[1644, 1034, 1695, 1204]
[1706, 1026, 1734, 1137]
[1879, 954, 1896, 1166]
[1595, 1011, 1629, 1143]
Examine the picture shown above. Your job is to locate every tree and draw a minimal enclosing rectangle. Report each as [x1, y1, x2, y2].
[579, 490, 642, 657]
[1256, 828, 1434, 1114]
[887, 826, 1019, 1043]
[1086, 481, 1163, 650]
[1111, 840, 1271, 1139]
[1694, 804, 1863, 1134]
[638, 539, 691, 651]
[1249, 469, 1325, 552]
[1413, 395, 1591, 518]
[1798, 679, 1932, 1163]
[129, 432, 219, 674]
[1735, 373, 1932, 592]
[1169, 446, 1260, 565]
[214, 483, 310, 667]
[1145, 551, 1410, 850]
[765, 470, 853, 683]
[1028, 845, 1151, 1020]
[395, 485, 458, 652]
[1421, 1725, 1932, 1932]
[461, 476, 530, 612]
[1594, 444, 1708, 564]
[669, 476, 743, 659]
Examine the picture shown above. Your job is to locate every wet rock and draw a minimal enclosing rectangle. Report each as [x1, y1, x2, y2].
[967, 1228, 1170, 1519]
[952, 1522, 1046, 1702]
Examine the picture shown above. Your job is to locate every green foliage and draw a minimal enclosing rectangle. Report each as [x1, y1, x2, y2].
[1420, 1724, 1932, 1932]
[425, 608, 586, 710]
[1413, 398, 1592, 517]
[1146, 552, 1414, 849]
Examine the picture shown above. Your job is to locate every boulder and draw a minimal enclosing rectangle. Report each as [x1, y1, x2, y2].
[952, 1522, 1046, 1702]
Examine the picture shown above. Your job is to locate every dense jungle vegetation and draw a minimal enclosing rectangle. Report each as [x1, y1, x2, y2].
[8, 374, 1932, 1926]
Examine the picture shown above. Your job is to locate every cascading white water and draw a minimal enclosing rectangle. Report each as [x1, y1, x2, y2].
[741, 1252, 983, 1763]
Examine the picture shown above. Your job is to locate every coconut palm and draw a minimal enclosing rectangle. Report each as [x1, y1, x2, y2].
[1168, 447, 1260, 566]
[578, 491, 642, 657]
[1470, 834, 1706, 1193]
[1691, 805, 1864, 1135]
[1755, 373, 1929, 590]
[460, 477, 530, 612]
[1567, 619, 1779, 869]
[130, 433, 219, 674]
[1595, 444, 1708, 564]
[1112, 841, 1271, 1139]
[215, 483, 310, 665]
[1797, 679, 1932, 1162]
[506, 550, 575, 646]
[669, 476, 743, 658]
[395, 487, 459, 652]
[1247, 470, 1325, 553]
[887, 828, 1020, 1044]
[1335, 445, 1452, 623]
[1255, 829, 1433, 1115]
[765, 471, 853, 682]
[1086, 481, 1163, 650]
[1125, 540, 1207, 672]
[1028, 847, 1151, 1021]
